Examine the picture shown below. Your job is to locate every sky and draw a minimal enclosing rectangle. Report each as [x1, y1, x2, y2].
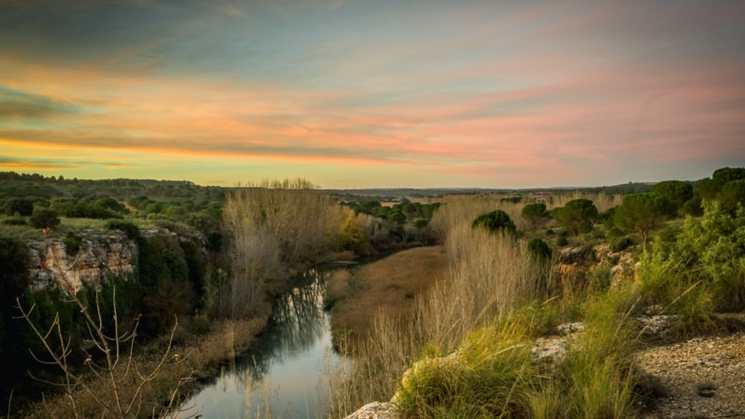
[1, 0, 744, 188]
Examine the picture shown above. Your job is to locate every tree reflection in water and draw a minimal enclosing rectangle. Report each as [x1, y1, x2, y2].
[183, 266, 348, 419]
[241, 268, 330, 381]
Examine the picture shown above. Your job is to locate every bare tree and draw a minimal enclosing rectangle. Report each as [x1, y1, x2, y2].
[15, 230, 195, 418]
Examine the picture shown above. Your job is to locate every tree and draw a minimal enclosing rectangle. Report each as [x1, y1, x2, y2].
[553, 199, 598, 236]
[472, 210, 516, 235]
[521, 202, 550, 230]
[719, 179, 745, 215]
[613, 192, 676, 251]
[713, 167, 745, 185]
[30, 207, 61, 229]
[5, 197, 34, 216]
[652, 180, 693, 210]
[699, 167, 745, 201]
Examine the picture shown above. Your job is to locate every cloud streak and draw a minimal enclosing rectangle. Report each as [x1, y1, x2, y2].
[1, 0, 744, 187]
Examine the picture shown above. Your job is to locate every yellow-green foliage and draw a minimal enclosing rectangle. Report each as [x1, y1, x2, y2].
[638, 202, 745, 320]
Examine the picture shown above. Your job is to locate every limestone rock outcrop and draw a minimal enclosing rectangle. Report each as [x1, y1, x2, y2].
[27, 231, 137, 292]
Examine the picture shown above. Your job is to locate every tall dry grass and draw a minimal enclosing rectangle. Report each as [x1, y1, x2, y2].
[221, 178, 339, 319]
[325, 219, 554, 416]
[430, 192, 622, 236]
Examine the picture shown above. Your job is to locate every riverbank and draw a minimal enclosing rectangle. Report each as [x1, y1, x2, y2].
[18, 316, 269, 419]
[326, 246, 448, 343]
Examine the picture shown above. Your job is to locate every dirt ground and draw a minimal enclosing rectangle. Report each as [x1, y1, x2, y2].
[637, 332, 745, 419]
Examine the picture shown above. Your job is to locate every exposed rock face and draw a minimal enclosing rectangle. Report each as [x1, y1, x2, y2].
[555, 244, 639, 293]
[27, 232, 137, 292]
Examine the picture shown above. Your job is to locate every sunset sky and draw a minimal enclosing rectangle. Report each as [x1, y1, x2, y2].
[1, 0, 744, 188]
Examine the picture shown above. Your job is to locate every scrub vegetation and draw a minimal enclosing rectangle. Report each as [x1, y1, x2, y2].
[1, 167, 744, 418]
[325, 167, 745, 419]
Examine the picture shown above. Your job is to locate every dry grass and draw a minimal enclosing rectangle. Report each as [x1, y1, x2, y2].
[19, 317, 268, 419]
[430, 192, 623, 238]
[328, 246, 448, 341]
[325, 225, 554, 417]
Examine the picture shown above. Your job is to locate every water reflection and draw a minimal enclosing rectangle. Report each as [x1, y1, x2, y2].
[183, 267, 347, 419]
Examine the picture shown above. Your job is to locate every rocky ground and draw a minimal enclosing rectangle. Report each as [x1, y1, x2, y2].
[637, 333, 745, 419]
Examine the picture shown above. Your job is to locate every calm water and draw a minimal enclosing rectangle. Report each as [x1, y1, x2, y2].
[182, 268, 348, 419]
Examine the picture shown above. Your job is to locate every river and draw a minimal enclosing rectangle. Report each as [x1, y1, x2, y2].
[181, 266, 349, 419]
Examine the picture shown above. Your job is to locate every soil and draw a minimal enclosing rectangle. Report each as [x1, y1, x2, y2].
[637, 332, 745, 419]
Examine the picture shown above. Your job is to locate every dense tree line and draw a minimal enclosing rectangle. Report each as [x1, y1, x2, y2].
[0, 171, 225, 202]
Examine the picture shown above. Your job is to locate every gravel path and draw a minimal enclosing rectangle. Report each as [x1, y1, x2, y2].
[637, 333, 745, 418]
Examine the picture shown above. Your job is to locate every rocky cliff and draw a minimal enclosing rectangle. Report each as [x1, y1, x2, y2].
[25, 229, 208, 293]
[26, 231, 137, 292]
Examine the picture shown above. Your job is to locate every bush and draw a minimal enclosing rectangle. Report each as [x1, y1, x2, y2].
[638, 201, 745, 314]
[528, 238, 552, 261]
[4, 197, 34, 216]
[588, 265, 612, 292]
[521, 202, 550, 230]
[472, 210, 516, 235]
[30, 207, 60, 229]
[64, 232, 83, 255]
[106, 220, 141, 239]
[610, 236, 634, 252]
[2, 215, 27, 225]
[557, 236, 569, 246]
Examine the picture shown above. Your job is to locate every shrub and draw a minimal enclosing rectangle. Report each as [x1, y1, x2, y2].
[472, 209, 516, 235]
[2, 215, 27, 225]
[521, 202, 550, 230]
[528, 238, 552, 261]
[588, 265, 612, 292]
[610, 236, 634, 252]
[106, 220, 141, 239]
[413, 218, 429, 229]
[4, 197, 34, 216]
[64, 232, 83, 255]
[638, 201, 745, 314]
[557, 236, 569, 246]
[30, 207, 60, 229]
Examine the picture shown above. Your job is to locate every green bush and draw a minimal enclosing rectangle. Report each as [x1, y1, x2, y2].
[472, 210, 516, 235]
[556, 236, 569, 246]
[64, 232, 83, 255]
[528, 238, 552, 261]
[106, 220, 141, 239]
[30, 207, 60, 229]
[521, 202, 550, 230]
[588, 265, 612, 292]
[610, 236, 634, 252]
[638, 201, 745, 314]
[2, 215, 27, 226]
